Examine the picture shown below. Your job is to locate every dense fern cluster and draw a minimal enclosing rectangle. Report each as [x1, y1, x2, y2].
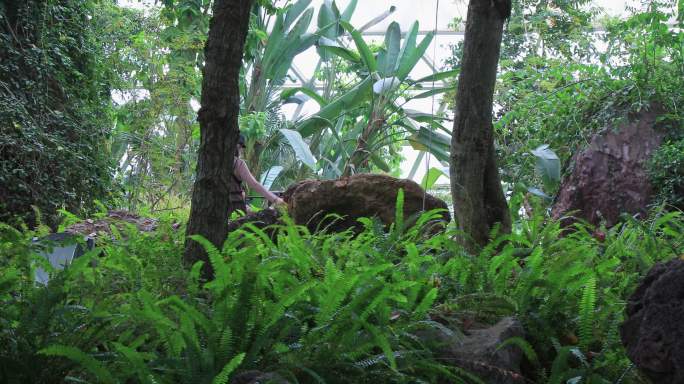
[1, 206, 683, 383]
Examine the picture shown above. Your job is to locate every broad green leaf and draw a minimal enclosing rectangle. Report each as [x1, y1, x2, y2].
[260, 166, 284, 190]
[284, 0, 313, 30]
[377, 22, 401, 76]
[420, 167, 447, 190]
[397, 31, 434, 80]
[407, 87, 451, 100]
[340, 0, 357, 22]
[281, 87, 328, 106]
[404, 109, 450, 123]
[413, 69, 459, 83]
[406, 126, 451, 163]
[340, 21, 377, 72]
[530, 144, 561, 190]
[298, 76, 373, 137]
[280, 128, 318, 170]
[370, 152, 391, 172]
[398, 21, 418, 67]
[527, 186, 552, 200]
[317, 0, 338, 39]
[317, 39, 361, 64]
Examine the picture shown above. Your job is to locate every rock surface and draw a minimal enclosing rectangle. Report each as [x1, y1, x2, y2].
[620, 259, 684, 384]
[65, 210, 161, 239]
[282, 173, 450, 233]
[231, 370, 290, 384]
[418, 317, 526, 384]
[552, 107, 665, 227]
[226, 208, 280, 234]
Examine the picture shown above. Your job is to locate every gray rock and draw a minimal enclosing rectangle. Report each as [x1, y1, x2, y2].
[231, 370, 290, 384]
[419, 317, 526, 384]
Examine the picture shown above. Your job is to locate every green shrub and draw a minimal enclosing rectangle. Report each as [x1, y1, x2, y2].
[649, 139, 684, 209]
[1, 206, 682, 383]
[0, 1, 116, 228]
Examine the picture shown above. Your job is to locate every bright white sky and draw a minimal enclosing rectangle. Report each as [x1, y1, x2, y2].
[119, 0, 641, 184]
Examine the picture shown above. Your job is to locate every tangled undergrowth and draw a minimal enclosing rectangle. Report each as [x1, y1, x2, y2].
[1, 201, 682, 383]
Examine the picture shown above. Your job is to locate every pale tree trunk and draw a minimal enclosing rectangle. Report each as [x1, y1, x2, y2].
[450, 0, 512, 250]
[184, 0, 253, 275]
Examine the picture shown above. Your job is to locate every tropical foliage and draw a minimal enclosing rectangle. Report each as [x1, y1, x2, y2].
[1, 201, 683, 383]
[0, 0, 116, 227]
[2, 0, 684, 383]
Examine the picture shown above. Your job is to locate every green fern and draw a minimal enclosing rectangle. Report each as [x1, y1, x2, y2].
[212, 353, 245, 384]
[38, 345, 116, 384]
[496, 337, 539, 368]
[579, 276, 597, 351]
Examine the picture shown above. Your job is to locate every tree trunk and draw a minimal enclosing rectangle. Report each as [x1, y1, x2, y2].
[450, 0, 512, 249]
[184, 0, 253, 275]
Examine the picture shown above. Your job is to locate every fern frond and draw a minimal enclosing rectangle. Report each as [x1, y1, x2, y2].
[212, 352, 245, 384]
[495, 337, 539, 367]
[578, 276, 597, 351]
[112, 342, 156, 384]
[188, 234, 224, 273]
[412, 288, 438, 321]
[38, 345, 116, 384]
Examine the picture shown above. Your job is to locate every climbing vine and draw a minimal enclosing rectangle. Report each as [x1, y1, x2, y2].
[0, 1, 116, 227]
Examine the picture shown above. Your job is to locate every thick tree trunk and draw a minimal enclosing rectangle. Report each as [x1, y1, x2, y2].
[450, 0, 511, 249]
[184, 0, 253, 275]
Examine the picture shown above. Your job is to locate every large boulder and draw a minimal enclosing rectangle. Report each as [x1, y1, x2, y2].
[418, 317, 526, 384]
[282, 174, 450, 233]
[552, 107, 665, 227]
[226, 208, 280, 234]
[620, 259, 684, 384]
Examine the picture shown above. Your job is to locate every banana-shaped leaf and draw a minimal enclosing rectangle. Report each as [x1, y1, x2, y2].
[397, 29, 434, 80]
[413, 69, 459, 83]
[298, 76, 373, 137]
[284, 0, 312, 29]
[377, 22, 401, 76]
[280, 129, 318, 170]
[262, 6, 316, 82]
[259, 166, 284, 190]
[530, 144, 561, 190]
[340, 21, 377, 72]
[317, 37, 361, 63]
[281, 87, 328, 107]
[421, 167, 448, 190]
[340, 0, 357, 23]
[406, 87, 452, 100]
[317, 0, 340, 60]
[405, 125, 451, 163]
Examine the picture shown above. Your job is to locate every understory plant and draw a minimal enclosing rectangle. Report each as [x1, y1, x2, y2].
[1, 203, 682, 383]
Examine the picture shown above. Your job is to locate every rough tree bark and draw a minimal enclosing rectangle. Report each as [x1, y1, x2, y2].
[184, 0, 253, 274]
[450, 0, 512, 249]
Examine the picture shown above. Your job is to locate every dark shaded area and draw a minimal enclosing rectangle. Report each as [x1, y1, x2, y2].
[552, 106, 665, 227]
[226, 208, 280, 234]
[621, 259, 684, 383]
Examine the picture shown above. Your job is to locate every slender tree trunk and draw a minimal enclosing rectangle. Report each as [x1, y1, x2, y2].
[450, 0, 512, 249]
[184, 0, 253, 275]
